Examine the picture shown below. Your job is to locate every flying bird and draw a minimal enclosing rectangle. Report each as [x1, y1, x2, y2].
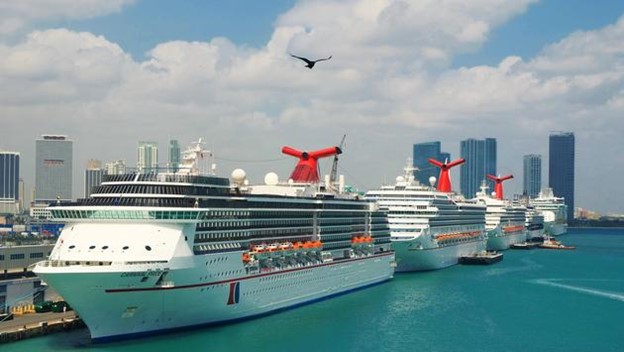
[290, 54, 332, 69]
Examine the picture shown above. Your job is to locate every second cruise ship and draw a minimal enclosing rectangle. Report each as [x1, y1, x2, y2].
[365, 160, 486, 272]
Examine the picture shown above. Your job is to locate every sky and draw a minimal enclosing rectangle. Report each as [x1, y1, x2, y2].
[1, 0, 624, 214]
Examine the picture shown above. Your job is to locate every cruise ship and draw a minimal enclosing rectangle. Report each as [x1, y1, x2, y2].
[33, 141, 395, 342]
[525, 206, 545, 240]
[365, 160, 486, 272]
[474, 179, 527, 251]
[531, 188, 568, 236]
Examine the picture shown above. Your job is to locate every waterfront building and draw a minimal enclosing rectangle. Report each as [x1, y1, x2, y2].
[523, 154, 541, 198]
[412, 142, 450, 186]
[169, 140, 181, 173]
[460, 138, 496, 198]
[105, 160, 126, 175]
[35, 135, 73, 204]
[0, 151, 20, 215]
[0, 244, 59, 312]
[137, 141, 158, 173]
[84, 159, 104, 198]
[549, 132, 575, 221]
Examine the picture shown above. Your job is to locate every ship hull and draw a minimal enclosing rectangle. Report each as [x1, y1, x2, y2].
[393, 239, 486, 272]
[545, 222, 567, 236]
[35, 252, 394, 342]
[486, 228, 527, 251]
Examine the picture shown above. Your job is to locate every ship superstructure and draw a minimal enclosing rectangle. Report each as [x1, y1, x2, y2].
[531, 188, 568, 236]
[33, 141, 394, 342]
[474, 182, 527, 250]
[365, 160, 486, 272]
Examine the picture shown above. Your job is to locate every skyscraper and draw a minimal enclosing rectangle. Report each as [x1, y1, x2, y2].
[549, 132, 575, 220]
[35, 135, 73, 203]
[169, 139, 181, 173]
[138, 141, 158, 173]
[412, 142, 451, 186]
[106, 160, 127, 175]
[523, 154, 541, 198]
[460, 138, 497, 198]
[0, 150, 20, 214]
[84, 159, 104, 198]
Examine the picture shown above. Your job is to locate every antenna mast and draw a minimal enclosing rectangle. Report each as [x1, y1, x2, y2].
[330, 134, 346, 187]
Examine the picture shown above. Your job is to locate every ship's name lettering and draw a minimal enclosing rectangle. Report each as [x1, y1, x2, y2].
[120, 271, 162, 277]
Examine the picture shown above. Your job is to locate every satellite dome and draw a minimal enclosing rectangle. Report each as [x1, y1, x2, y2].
[429, 176, 436, 187]
[231, 169, 246, 186]
[396, 176, 405, 183]
[264, 172, 279, 185]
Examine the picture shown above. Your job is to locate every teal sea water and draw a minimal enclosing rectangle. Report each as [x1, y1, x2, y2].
[4, 228, 624, 352]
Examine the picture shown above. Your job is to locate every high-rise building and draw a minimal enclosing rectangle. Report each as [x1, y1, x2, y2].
[0, 150, 20, 214]
[169, 140, 180, 173]
[35, 135, 73, 203]
[412, 142, 451, 186]
[549, 132, 575, 220]
[106, 160, 126, 175]
[460, 138, 497, 198]
[84, 159, 104, 198]
[138, 141, 158, 173]
[523, 154, 541, 198]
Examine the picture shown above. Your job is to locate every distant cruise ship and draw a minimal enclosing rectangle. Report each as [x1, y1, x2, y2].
[525, 206, 545, 240]
[34, 141, 395, 342]
[474, 183, 527, 250]
[531, 188, 568, 236]
[365, 161, 486, 272]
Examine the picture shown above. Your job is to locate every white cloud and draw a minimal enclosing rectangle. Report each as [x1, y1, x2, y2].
[1, 0, 624, 213]
[0, 0, 135, 36]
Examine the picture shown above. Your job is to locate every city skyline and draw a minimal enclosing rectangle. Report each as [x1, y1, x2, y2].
[1, 1, 624, 213]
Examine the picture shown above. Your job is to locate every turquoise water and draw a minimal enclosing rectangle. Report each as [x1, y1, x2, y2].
[4, 228, 624, 352]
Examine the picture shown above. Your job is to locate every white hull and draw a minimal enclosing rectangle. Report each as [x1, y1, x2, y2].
[486, 227, 527, 251]
[545, 222, 567, 236]
[393, 239, 486, 272]
[35, 251, 394, 341]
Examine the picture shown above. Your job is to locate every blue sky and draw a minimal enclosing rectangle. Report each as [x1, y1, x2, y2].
[47, 0, 624, 65]
[2, 0, 624, 214]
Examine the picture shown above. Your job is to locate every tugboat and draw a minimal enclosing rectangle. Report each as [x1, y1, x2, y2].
[539, 237, 575, 250]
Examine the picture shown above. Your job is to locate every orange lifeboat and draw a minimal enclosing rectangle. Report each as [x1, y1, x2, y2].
[303, 241, 314, 249]
[242, 253, 251, 263]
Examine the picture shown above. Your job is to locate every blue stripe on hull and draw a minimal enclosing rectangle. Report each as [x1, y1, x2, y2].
[91, 277, 392, 343]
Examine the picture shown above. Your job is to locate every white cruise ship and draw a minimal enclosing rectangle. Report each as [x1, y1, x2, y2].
[531, 188, 568, 236]
[474, 183, 527, 250]
[33, 142, 395, 342]
[525, 206, 545, 240]
[365, 161, 486, 272]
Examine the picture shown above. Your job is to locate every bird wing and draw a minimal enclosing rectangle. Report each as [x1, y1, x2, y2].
[290, 54, 313, 65]
[314, 55, 332, 63]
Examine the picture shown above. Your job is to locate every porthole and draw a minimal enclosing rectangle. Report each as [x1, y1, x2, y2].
[102, 246, 109, 250]
[145, 245, 152, 251]
[89, 245, 95, 250]
[68, 245, 75, 249]
[123, 246, 129, 250]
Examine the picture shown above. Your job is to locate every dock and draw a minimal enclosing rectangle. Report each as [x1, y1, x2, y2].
[459, 251, 503, 265]
[0, 311, 84, 344]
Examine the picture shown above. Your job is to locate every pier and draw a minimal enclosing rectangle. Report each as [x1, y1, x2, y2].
[0, 311, 84, 344]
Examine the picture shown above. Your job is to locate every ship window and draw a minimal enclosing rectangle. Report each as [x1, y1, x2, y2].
[69, 245, 75, 249]
[123, 246, 129, 250]
[145, 245, 152, 251]
[102, 246, 109, 250]
[89, 245, 96, 249]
